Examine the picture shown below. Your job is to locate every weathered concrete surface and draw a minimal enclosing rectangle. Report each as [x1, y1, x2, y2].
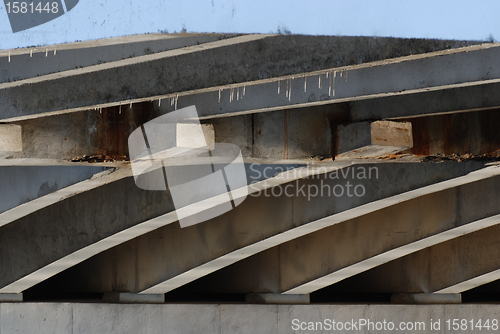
[391, 293, 461, 304]
[156, 166, 500, 295]
[0, 35, 483, 121]
[334, 122, 371, 155]
[102, 292, 164, 304]
[0, 124, 21, 152]
[31, 161, 488, 295]
[0, 163, 106, 214]
[371, 121, 413, 148]
[1, 303, 500, 333]
[349, 80, 500, 122]
[397, 107, 500, 155]
[0, 167, 175, 293]
[11, 102, 157, 159]
[0, 34, 232, 83]
[145, 43, 500, 122]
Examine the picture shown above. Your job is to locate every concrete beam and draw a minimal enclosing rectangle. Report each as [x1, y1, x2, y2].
[0, 36, 484, 122]
[0, 34, 231, 84]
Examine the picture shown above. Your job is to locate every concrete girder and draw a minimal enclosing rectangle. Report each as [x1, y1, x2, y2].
[0, 36, 487, 122]
[0, 34, 232, 84]
[31, 161, 488, 295]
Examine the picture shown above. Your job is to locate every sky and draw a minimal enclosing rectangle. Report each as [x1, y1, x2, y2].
[0, 0, 498, 50]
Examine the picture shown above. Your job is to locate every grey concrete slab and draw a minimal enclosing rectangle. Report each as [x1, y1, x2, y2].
[0, 303, 72, 334]
[2, 303, 500, 333]
[221, 305, 278, 334]
[0, 36, 483, 122]
[0, 33, 232, 83]
[73, 303, 163, 334]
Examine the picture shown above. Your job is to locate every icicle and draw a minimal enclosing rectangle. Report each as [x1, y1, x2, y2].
[286, 79, 288, 98]
[99, 108, 102, 114]
[318, 75, 322, 89]
[218, 89, 221, 103]
[130, 103, 133, 109]
[30, 50, 32, 57]
[237, 87, 240, 101]
[175, 95, 178, 110]
[54, 49, 56, 56]
[304, 77, 307, 92]
[243, 85, 246, 96]
[329, 76, 332, 97]
[8, 51, 10, 63]
[288, 78, 292, 101]
[278, 80, 281, 94]
[332, 72, 336, 97]
[326, 72, 329, 78]
[340, 72, 342, 77]
[345, 70, 348, 82]
[119, 104, 122, 114]
[158, 99, 161, 107]
[45, 49, 48, 57]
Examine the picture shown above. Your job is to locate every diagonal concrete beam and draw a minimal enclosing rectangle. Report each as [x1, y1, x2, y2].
[0, 34, 232, 84]
[436, 269, 500, 294]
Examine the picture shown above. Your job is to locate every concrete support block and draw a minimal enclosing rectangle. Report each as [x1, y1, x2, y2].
[246, 294, 309, 304]
[391, 293, 461, 304]
[0, 124, 21, 152]
[103, 292, 165, 304]
[371, 120, 413, 148]
[0, 293, 23, 302]
[335, 122, 371, 155]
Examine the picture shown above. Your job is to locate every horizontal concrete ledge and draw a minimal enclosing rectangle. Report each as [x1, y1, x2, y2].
[103, 292, 164, 304]
[0, 293, 22, 302]
[2, 303, 500, 333]
[246, 294, 310, 304]
[391, 293, 461, 304]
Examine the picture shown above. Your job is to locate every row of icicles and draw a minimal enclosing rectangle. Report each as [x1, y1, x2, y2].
[6, 49, 57, 62]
